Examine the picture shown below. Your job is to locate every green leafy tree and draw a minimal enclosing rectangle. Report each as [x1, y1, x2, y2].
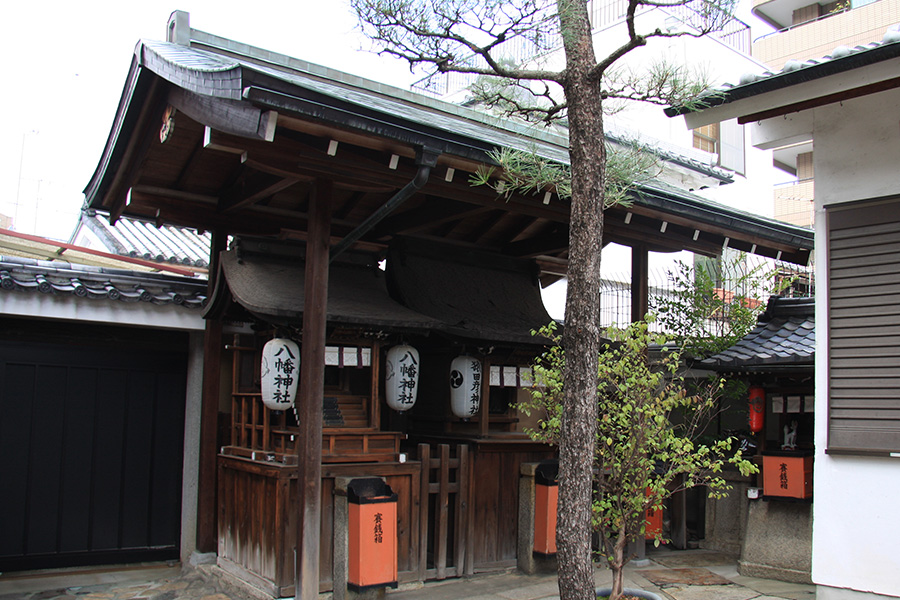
[523, 319, 757, 598]
[652, 254, 793, 357]
[350, 2, 735, 598]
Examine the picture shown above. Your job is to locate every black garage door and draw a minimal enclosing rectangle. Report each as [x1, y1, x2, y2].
[0, 322, 187, 571]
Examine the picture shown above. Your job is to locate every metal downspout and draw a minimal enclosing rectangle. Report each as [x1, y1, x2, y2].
[329, 146, 441, 262]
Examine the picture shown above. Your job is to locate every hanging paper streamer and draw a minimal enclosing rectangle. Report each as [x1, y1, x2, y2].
[385, 344, 420, 412]
[261, 338, 300, 411]
[449, 355, 482, 419]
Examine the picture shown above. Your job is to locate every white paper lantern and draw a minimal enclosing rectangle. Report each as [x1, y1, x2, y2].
[449, 355, 482, 419]
[385, 344, 420, 412]
[261, 338, 300, 411]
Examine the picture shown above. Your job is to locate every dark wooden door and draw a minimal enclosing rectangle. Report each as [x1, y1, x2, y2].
[0, 337, 187, 571]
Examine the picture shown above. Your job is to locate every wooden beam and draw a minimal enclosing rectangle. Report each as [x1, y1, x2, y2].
[296, 178, 332, 600]
[334, 191, 367, 221]
[480, 357, 490, 438]
[206, 129, 573, 225]
[205, 129, 414, 191]
[603, 218, 714, 256]
[174, 138, 206, 190]
[197, 230, 228, 552]
[737, 76, 900, 125]
[372, 198, 491, 237]
[219, 171, 303, 212]
[615, 203, 807, 257]
[464, 210, 507, 244]
[105, 79, 165, 222]
[422, 178, 571, 223]
[126, 187, 307, 234]
[503, 225, 569, 257]
[130, 184, 218, 205]
[169, 87, 278, 141]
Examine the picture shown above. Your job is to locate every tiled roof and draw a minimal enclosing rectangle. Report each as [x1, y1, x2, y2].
[85, 23, 814, 264]
[700, 296, 814, 371]
[603, 124, 734, 184]
[73, 212, 211, 273]
[666, 25, 900, 116]
[0, 256, 207, 309]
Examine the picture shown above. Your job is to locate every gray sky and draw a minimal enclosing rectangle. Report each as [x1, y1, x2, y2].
[0, 1, 419, 240]
[1, 1, 766, 242]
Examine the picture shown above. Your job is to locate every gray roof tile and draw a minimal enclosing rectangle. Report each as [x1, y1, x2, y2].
[0, 256, 207, 309]
[75, 212, 211, 272]
[667, 25, 900, 117]
[701, 297, 814, 371]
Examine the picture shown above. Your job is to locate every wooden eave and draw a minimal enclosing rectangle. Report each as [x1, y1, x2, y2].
[84, 38, 814, 278]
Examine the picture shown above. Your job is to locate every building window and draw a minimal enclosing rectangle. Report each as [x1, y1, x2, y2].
[692, 119, 746, 175]
[693, 123, 718, 154]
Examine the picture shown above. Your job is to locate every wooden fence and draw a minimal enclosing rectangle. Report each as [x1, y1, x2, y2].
[417, 443, 471, 580]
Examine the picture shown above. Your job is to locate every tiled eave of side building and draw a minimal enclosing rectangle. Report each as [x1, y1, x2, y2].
[665, 26, 900, 128]
[0, 256, 208, 331]
[72, 212, 211, 274]
[700, 296, 815, 374]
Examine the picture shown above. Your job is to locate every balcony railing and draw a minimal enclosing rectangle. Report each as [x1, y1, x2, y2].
[753, 5, 851, 44]
[773, 180, 815, 228]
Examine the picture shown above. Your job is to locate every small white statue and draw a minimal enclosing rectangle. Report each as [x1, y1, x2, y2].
[782, 420, 798, 450]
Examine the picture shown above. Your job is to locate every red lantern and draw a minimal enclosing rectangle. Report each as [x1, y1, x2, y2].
[748, 386, 765, 433]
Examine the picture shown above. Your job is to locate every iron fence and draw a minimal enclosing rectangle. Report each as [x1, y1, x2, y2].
[597, 256, 813, 334]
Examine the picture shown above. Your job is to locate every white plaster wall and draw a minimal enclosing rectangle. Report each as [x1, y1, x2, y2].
[812, 91, 900, 207]
[808, 87, 900, 599]
[0, 289, 206, 331]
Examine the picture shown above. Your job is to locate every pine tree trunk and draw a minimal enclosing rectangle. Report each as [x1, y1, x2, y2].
[555, 2, 606, 600]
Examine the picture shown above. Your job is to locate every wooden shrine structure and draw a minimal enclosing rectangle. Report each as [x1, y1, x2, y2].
[83, 11, 814, 597]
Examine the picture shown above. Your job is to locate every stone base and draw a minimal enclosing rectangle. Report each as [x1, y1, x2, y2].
[739, 559, 811, 584]
[738, 499, 812, 584]
[700, 471, 752, 555]
[189, 551, 217, 566]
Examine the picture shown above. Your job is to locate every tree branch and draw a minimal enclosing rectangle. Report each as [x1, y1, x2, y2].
[352, 0, 566, 83]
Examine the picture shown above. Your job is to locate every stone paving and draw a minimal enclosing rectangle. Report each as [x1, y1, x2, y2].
[0, 551, 816, 600]
[0, 563, 261, 600]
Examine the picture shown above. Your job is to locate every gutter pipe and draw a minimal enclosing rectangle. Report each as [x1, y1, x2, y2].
[329, 146, 441, 262]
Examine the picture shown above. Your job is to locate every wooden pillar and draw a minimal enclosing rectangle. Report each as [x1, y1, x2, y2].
[296, 179, 332, 598]
[479, 357, 490, 438]
[197, 229, 227, 553]
[631, 245, 649, 323]
[630, 243, 649, 564]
